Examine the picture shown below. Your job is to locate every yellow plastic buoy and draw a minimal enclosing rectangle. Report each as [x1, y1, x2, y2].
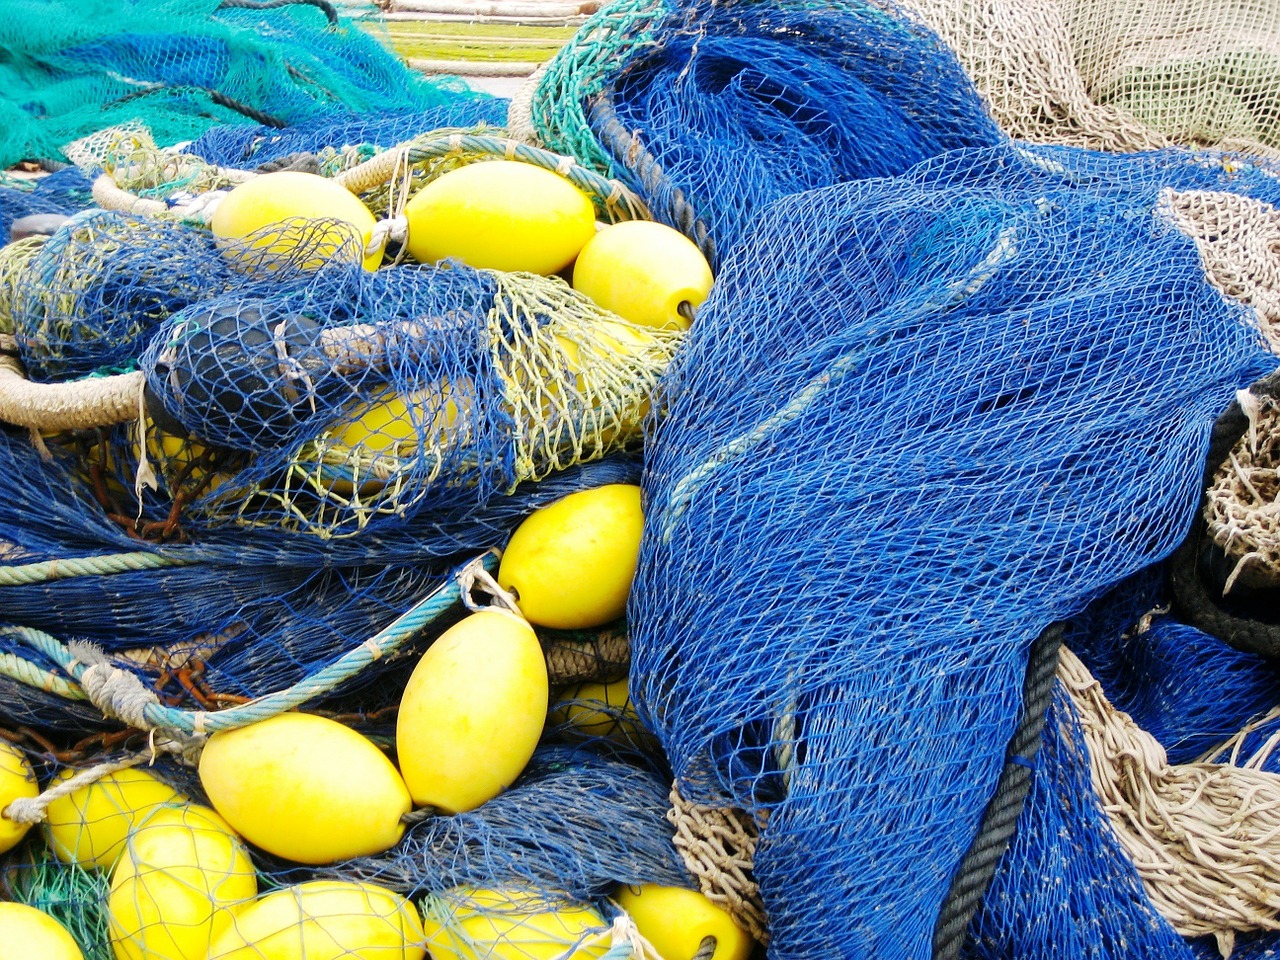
[107, 804, 257, 960]
[44, 766, 187, 869]
[0, 739, 38, 855]
[614, 885, 756, 960]
[403, 160, 596, 274]
[396, 610, 548, 814]
[207, 880, 426, 960]
[498, 484, 644, 629]
[0, 902, 86, 960]
[197, 712, 411, 865]
[210, 171, 381, 272]
[573, 220, 714, 331]
[422, 887, 611, 960]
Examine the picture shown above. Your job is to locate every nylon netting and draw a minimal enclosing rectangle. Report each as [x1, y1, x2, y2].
[0, 0, 495, 168]
[630, 140, 1279, 959]
[903, 0, 1280, 160]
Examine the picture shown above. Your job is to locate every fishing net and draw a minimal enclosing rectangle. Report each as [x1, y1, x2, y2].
[903, 0, 1280, 159]
[629, 139, 1280, 959]
[526, 0, 1004, 263]
[0, 0, 494, 168]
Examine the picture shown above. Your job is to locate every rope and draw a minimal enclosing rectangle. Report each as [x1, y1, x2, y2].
[0, 552, 488, 736]
[0, 552, 192, 587]
[0, 354, 145, 432]
[2, 754, 148, 826]
[542, 621, 630, 685]
[333, 133, 650, 223]
[932, 622, 1063, 959]
[507, 62, 549, 144]
[587, 92, 717, 270]
[1169, 369, 1280, 657]
[217, 0, 340, 26]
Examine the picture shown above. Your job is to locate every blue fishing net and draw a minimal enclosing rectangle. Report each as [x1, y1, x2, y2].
[630, 139, 1278, 959]
[0, 169, 96, 244]
[185, 104, 512, 170]
[253, 746, 689, 899]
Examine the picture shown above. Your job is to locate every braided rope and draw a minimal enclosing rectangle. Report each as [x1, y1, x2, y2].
[0, 353, 145, 432]
[542, 621, 630, 685]
[932, 622, 1063, 958]
[3, 754, 148, 826]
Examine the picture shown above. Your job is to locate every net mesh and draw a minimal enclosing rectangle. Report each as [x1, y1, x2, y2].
[629, 140, 1279, 959]
[904, 0, 1280, 159]
[0, 0, 496, 168]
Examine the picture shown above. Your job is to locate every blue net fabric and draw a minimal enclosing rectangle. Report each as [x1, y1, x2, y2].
[630, 141, 1278, 959]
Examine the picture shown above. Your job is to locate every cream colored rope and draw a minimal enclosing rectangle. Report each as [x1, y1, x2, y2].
[1060, 645, 1280, 954]
[0, 353, 145, 431]
[1203, 395, 1280, 590]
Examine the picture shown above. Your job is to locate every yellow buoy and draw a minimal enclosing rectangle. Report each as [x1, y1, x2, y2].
[572, 220, 714, 331]
[107, 803, 257, 960]
[207, 880, 426, 960]
[0, 739, 38, 855]
[422, 887, 611, 960]
[614, 885, 756, 960]
[197, 712, 411, 865]
[44, 766, 187, 869]
[0, 902, 86, 960]
[210, 171, 381, 272]
[396, 610, 548, 814]
[497, 484, 644, 629]
[403, 160, 596, 275]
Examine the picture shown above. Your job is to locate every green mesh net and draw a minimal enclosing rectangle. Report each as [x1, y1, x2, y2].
[0, 0, 490, 168]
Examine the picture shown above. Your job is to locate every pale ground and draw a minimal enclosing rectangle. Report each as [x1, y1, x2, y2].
[463, 75, 530, 99]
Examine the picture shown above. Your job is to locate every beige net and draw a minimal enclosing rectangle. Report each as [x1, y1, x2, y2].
[1204, 393, 1280, 590]
[902, 0, 1280, 159]
[1059, 645, 1280, 956]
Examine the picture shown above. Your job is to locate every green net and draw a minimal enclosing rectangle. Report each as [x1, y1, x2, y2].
[0, 0, 489, 168]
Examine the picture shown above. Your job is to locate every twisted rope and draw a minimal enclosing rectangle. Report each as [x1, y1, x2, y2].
[334, 133, 650, 223]
[587, 92, 717, 270]
[3, 754, 149, 826]
[932, 622, 1064, 959]
[0, 551, 192, 587]
[0, 553, 489, 737]
[542, 621, 630, 685]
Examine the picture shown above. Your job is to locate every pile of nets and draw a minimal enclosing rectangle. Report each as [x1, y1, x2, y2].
[0, 0, 496, 168]
[7, 0, 1280, 957]
[625, 136, 1280, 956]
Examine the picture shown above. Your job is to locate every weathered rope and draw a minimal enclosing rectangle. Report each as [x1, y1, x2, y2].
[666, 781, 768, 944]
[507, 62, 549, 145]
[0, 553, 487, 737]
[542, 621, 630, 686]
[333, 133, 650, 223]
[932, 622, 1064, 959]
[1060, 645, 1280, 955]
[0, 353, 146, 431]
[2, 753, 150, 826]
[587, 91, 717, 270]
[0, 551, 192, 587]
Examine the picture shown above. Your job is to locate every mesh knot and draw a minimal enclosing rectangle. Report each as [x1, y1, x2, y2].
[666, 781, 769, 944]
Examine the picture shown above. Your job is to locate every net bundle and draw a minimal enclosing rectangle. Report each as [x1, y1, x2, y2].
[629, 139, 1280, 959]
[902, 0, 1280, 160]
[527, 0, 1004, 262]
[0, 0, 494, 168]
